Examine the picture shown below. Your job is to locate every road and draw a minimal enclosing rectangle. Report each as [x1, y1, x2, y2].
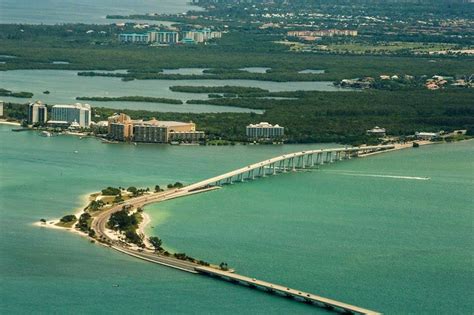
[91, 189, 203, 273]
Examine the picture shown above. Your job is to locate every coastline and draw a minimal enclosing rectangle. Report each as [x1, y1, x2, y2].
[33, 192, 95, 238]
[0, 120, 21, 126]
[34, 142, 442, 243]
[33, 141, 465, 270]
[359, 140, 434, 157]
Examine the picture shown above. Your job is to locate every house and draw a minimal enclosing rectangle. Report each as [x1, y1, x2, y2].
[415, 132, 440, 140]
[366, 126, 386, 137]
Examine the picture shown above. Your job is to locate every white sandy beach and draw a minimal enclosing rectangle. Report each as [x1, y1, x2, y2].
[0, 120, 21, 126]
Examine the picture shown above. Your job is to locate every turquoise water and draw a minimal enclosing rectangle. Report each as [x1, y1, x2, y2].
[0, 0, 201, 24]
[0, 125, 473, 314]
[0, 70, 345, 113]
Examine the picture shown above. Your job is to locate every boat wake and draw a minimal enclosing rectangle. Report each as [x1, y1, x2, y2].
[325, 171, 430, 181]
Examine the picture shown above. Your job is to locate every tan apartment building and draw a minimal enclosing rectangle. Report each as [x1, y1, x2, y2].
[108, 113, 204, 143]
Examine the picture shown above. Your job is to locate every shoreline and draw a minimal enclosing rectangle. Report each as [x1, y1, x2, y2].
[33, 141, 464, 269]
[359, 140, 434, 157]
[34, 141, 447, 241]
[0, 120, 21, 126]
[33, 192, 95, 236]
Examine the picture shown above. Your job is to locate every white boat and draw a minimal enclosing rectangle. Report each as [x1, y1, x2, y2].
[39, 131, 53, 137]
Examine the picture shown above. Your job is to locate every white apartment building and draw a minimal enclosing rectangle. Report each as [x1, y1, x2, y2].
[246, 122, 284, 139]
[50, 103, 91, 127]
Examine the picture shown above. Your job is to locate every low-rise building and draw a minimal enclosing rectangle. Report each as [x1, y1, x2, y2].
[415, 131, 440, 140]
[118, 33, 150, 43]
[28, 101, 48, 125]
[246, 122, 284, 139]
[366, 126, 386, 137]
[90, 121, 109, 134]
[287, 30, 357, 39]
[169, 130, 205, 142]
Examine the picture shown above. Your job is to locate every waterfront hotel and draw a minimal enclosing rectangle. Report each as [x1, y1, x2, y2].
[28, 101, 48, 125]
[246, 122, 285, 139]
[108, 113, 205, 143]
[49, 103, 91, 128]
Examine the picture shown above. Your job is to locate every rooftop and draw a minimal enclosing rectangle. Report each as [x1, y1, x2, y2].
[52, 103, 91, 109]
[247, 122, 283, 128]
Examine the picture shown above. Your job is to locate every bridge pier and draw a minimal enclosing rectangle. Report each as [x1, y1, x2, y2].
[317, 152, 324, 165]
[183, 145, 394, 196]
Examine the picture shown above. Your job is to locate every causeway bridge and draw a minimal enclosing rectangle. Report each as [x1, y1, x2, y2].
[195, 266, 380, 315]
[90, 145, 392, 314]
[183, 144, 395, 192]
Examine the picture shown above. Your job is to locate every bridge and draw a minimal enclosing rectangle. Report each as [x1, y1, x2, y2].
[183, 144, 395, 192]
[195, 266, 380, 315]
[89, 145, 392, 314]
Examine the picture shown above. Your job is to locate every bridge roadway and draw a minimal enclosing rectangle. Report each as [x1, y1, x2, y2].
[89, 145, 391, 314]
[90, 188, 219, 273]
[183, 144, 395, 192]
[195, 266, 380, 315]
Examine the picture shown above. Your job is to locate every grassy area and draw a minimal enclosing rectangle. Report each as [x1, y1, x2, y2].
[317, 42, 462, 53]
[55, 219, 77, 228]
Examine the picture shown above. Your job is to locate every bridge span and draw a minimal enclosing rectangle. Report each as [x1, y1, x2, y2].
[195, 266, 380, 315]
[91, 145, 392, 314]
[183, 144, 395, 192]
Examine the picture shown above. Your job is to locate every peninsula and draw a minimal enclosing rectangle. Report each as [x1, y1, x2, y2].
[37, 144, 414, 314]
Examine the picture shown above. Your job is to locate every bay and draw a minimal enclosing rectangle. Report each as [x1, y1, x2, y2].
[0, 0, 201, 25]
[0, 69, 344, 113]
[0, 126, 472, 313]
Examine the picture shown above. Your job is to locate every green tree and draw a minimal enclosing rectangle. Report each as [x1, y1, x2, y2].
[125, 230, 143, 245]
[127, 186, 138, 195]
[60, 214, 77, 223]
[149, 236, 163, 251]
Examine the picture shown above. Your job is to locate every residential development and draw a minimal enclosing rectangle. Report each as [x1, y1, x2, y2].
[287, 29, 357, 41]
[246, 122, 284, 139]
[49, 103, 92, 128]
[108, 113, 204, 143]
[28, 101, 48, 125]
[119, 28, 222, 45]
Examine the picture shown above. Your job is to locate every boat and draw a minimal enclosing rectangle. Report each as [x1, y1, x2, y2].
[39, 131, 53, 137]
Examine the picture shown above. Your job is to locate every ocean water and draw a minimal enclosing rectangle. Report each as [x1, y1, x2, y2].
[0, 0, 202, 25]
[0, 125, 473, 314]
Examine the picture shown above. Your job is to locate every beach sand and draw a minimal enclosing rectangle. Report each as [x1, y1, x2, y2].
[0, 120, 21, 126]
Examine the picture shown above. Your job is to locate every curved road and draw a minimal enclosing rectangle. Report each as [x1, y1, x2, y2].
[86, 145, 391, 314]
[90, 145, 394, 274]
[91, 189, 202, 273]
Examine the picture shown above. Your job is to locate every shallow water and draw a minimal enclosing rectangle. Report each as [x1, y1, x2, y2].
[0, 0, 202, 24]
[0, 126, 472, 314]
[0, 69, 345, 112]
